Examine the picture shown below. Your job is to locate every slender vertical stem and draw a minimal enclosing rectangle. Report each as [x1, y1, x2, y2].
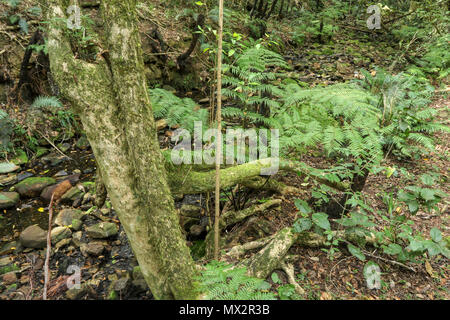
[214, 0, 224, 260]
[43, 193, 54, 300]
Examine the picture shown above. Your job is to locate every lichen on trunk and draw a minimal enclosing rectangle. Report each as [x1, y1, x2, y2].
[42, 0, 199, 300]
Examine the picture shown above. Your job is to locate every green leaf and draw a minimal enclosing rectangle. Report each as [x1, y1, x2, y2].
[383, 243, 403, 255]
[420, 188, 436, 201]
[408, 239, 424, 252]
[271, 272, 280, 284]
[294, 199, 312, 214]
[420, 174, 435, 186]
[293, 218, 312, 233]
[430, 228, 442, 243]
[312, 212, 330, 230]
[424, 241, 441, 256]
[347, 244, 366, 261]
[407, 201, 419, 214]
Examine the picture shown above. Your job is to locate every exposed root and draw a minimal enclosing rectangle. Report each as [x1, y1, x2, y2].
[279, 258, 305, 296]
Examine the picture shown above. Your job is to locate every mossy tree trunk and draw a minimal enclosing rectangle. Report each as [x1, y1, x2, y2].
[41, 0, 199, 299]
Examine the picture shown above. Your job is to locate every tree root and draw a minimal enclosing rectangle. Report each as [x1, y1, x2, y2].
[205, 198, 282, 257]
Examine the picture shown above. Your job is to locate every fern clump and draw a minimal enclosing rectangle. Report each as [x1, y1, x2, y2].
[31, 96, 63, 109]
[275, 82, 383, 162]
[222, 45, 289, 126]
[197, 261, 276, 300]
[358, 68, 449, 158]
[149, 88, 208, 133]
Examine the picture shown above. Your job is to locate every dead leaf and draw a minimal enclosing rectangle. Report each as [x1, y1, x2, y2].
[320, 291, 332, 300]
[425, 261, 434, 277]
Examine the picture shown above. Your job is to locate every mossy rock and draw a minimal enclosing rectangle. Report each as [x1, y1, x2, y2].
[86, 222, 118, 239]
[14, 177, 56, 197]
[11, 150, 28, 165]
[0, 192, 19, 209]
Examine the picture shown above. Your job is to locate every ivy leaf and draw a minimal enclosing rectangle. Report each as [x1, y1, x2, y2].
[430, 228, 442, 243]
[420, 174, 435, 186]
[347, 244, 366, 261]
[293, 218, 312, 233]
[271, 272, 280, 284]
[383, 243, 403, 255]
[294, 199, 312, 214]
[423, 240, 441, 256]
[420, 188, 436, 201]
[408, 239, 424, 252]
[312, 212, 330, 230]
[407, 201, 419, 214]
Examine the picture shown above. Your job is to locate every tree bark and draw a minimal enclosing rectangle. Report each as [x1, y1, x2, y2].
[42, 0, 199, 299]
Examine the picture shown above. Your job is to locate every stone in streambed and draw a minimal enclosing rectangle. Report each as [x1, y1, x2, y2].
[51, 227, 72, 245]
[80, 241, 105, 256]
[19, 225, 47, 248]
[86, 222, 118, 239]
[60, 186, 83, 203]
[0, 162, 20, 174]
[40, 184, 58, 202]
[54, 209, 83, 227]
[14, 177, 56, 198]
[0, 192, 19, 209]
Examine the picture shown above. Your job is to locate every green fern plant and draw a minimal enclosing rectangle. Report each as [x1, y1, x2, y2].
[222, 45, 289, 127]
[197, 261, 276, 300]
[149, 88, 208, 133]
[31, 96, 78, 134]
[358, 68, 449, 158]
[31, 96, 63, 109]
[275, 82, 383, 163]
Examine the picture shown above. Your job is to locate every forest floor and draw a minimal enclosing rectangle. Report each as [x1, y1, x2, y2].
[0, 1, 448, 300]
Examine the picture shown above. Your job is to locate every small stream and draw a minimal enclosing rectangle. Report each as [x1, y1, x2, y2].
[0, 147, 96, 240]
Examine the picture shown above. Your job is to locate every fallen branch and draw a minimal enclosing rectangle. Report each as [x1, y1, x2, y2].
[166, 158, 349, 196]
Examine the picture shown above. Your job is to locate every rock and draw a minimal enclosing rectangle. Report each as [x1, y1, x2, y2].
[54, 170, 68, 177]
[14, 177, 56, 198]
[86, 222, 118, 239]
[51, 227, 72, 244]
[189, 224, 205, 237]
[58, 142, 71, 153]
[60, 186, 83, 203]
[180, 204, 202, 217]
[113, 277, 129, 291]
[0, 174, 17, 186]
[72, 231, 83, 247]
[0, 241, 19, 255]
[75, 135, 90, 150]
[40, 154, 70, 167]
[0, 162, 20, 174]
[132, 266, 144, 280]
[81, 242, 104, 256]
[0, 192, 19, 209]
[0, 256, 12, 267]
[54, 209, 83, 227]
[11, 150, 28, 165]
[55, 238, 71, 250]
[2, 272, 18, 285]
[65, 286, 87, 300]
[40, 184, 58, 202]
[19, 225, 47, 248]
[71, 219, 83, 231]
[16, 171, 33, 182]
[132, 279, 149, 293]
